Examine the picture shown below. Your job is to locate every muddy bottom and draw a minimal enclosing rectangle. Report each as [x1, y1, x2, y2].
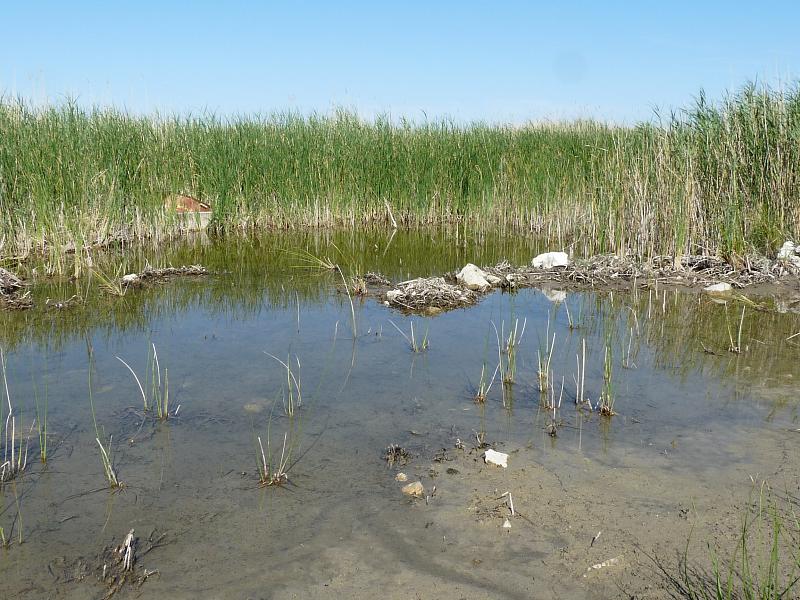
[1, 230, 799, 599]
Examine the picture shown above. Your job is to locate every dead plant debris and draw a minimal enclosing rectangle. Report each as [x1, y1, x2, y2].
[373, 251, 799, 315]
[0, 267, 32, 309]
[0, 267, 22, 295]
[49, 528, 168, 599]
[121, 264, 209, 288]
[383, 444, 411, 467]
[484, 253, 785, 289]
[383, 276, 477, 311]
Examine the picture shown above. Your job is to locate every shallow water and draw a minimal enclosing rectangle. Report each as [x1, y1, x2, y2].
[1, 230, 799, 599]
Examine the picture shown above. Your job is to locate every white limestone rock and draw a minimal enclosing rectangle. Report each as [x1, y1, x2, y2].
[401, 481, 424, 497]
[703, 282, 733, 294]
[457, 264, 491, 291]
[777, 241, 797, 260]
[532, 251, 570, 269]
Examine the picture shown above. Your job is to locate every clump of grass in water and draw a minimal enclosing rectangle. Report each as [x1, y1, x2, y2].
[564, 300, 583, 331]
[598, 342, 615, 416]
[389, 319, 430, 353]
[546, 375, 565, 436]
[116, 344, 177, 421]
[0, 482, 24, 547]
[0, 350, 33, 483]
[573, 338, 590, 409]
[87, 344, 121, 489]
[30, 358, 49, 465]
[474, 361, 499, 404]
[678, 484, 800, 599]
[96, 436, 120, 489]
[494, 318, 525, 387]
[92, 265, 127, 297]
[289, 245, 359, 336]
[537, 330, 556, 394]
[254, 401, 301, 487]
[725, 305, 746, 354]
[264, 353, 302, 417]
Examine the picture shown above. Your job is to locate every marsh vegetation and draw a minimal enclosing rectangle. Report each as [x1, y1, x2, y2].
[1, 79, 800, 596]
[1, 82, 799, 272]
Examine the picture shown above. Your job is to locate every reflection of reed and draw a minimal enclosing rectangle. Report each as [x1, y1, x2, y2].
[3, 231, 800, 416]
[0, 229, 549, 350]
[524, 286, 800, 413]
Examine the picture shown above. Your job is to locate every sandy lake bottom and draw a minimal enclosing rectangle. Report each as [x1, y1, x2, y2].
[1, 230, 799, 599]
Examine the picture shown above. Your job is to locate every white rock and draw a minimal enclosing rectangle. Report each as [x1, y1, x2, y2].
[121, 274, 140, 284]
[402, 481, 424, 497]
[703, 282, 733, 294]
[502, 518, 512, 529]
[777, 241, 797, 260]
[457, 264, 491, 291]
[483, 449, 509, 468]
[532, 251, 570, 269]
[395, 472, 408, 482]
[485, 274, 502, 286]
[789, 256, 800, 271]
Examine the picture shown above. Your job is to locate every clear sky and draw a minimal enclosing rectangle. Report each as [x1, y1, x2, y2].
[1, 1, 798, 123]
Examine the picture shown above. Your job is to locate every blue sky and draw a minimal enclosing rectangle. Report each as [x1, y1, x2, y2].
[1, 1, 798, 123]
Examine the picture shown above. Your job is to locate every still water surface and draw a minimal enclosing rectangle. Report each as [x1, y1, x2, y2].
[1, 230, 798, 598]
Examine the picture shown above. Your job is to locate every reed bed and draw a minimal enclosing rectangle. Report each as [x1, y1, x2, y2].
[1, 82, 799, 266]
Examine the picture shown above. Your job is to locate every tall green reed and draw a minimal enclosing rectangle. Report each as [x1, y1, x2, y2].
[1, 82, 799, 268]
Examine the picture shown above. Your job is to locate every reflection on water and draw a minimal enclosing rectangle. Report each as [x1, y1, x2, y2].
[0, 230, 799, 598]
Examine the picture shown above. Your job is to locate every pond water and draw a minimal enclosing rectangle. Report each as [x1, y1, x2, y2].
[1, 230, 799, 599]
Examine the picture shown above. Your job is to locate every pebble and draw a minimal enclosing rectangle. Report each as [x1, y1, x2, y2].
[401, 481, 424, 497]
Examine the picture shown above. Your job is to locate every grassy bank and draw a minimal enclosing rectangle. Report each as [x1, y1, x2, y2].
[1, 82, 798, 265]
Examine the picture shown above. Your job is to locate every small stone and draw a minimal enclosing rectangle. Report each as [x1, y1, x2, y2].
[502, 518, 512, 529]
[532, 251, 570, 269]
[402, 481, 424, 497]
[445, 467, 459, 475]
[483, 449, 509, 468]
[395, 472, 408, 482]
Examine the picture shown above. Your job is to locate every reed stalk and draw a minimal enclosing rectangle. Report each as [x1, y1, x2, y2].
[2, 82, 799, 270]
[389, 319, 430, 353]
[0, 349, 32, 483]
